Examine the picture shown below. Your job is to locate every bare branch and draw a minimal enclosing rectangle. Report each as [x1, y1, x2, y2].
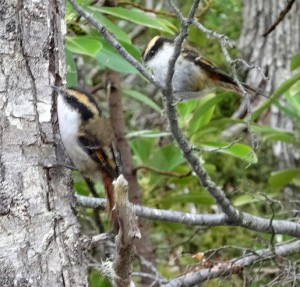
[101, 175, 141, 287]
[162, 240, 300, 287]
[163, 0, 240, 223]
[263, 0, 296, 37]
[89, 233, 110, 249]
[75, 194, 300, 238]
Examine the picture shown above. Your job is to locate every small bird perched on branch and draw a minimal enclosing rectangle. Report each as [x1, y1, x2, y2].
[56, 86, 121, 222]
[142, 36, 257, 100]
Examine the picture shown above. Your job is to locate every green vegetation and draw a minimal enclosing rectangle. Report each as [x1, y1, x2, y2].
[66, 0, 300, 285]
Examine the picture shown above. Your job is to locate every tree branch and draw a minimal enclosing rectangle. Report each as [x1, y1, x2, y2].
[263, 0, 296, 37]
[75, 194, 300, 238]
[68, 0, 160, 88]
[101, 175, 141, 287]
[163, 0, 241, 222]
[162, 240, 300, 287]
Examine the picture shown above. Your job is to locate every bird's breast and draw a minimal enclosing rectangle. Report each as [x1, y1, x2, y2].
[57, 95, 100, 180]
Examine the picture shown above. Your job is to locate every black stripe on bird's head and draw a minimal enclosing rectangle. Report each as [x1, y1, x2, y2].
[63, 87, 102, 121]
[142, 36, 172, 62]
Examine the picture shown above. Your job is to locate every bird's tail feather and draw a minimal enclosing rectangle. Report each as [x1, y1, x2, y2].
[102, 171, 118, 230]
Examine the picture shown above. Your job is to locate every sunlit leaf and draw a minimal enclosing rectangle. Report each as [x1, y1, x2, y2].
[150, 144, 185, 171]
[234, 194, 264, 207]
[252, 72, 300, 120]
[88, 9, 130, 42]
[285, 90, 300, 111]
[122, 89, 162, 113]
[89, 270, 111, 287]
[291, 52, 300, 71]
[127, 130, 170, 139]
[130, 137, 155, 165]
[66, 36, 102, 57]
[199, 141, 258, 163]
[252, 125, 296, 143]
[160, 192, 214, 206]
[188, 93, 223, 134]
[269, 168, 300, 189]
[96, 46, 137, 73]
[177, 99, 199, 118]
[90, 6, 174, 34]
[65, 48, 78, 86]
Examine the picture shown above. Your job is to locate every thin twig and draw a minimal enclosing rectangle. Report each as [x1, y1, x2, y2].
[118, 1, 176, 17]
[164, 0, 241, 222]
[263, 0, 296, 37]
[134, 165, 192, 178]
[68, 0, 159, 88]
[192, 138, 241, 152]
[162, 240, 300, 287]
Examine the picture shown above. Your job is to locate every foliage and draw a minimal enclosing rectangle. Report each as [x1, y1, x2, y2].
[65, 0, 300, 286]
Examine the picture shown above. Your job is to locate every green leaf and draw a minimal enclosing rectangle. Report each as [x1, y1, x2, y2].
[130, 137, 155, 165]
[122, 89, 162, 113]
[96, 46, 137, 73]
[65, 48, 78, 86]
[273, 72, 300, 96]
[150, 144, 185, 171]
[192, 93, 224, 120]
[160, 192, 214, 206]
[74, 180, 89, 196]
[88, 9, 130, 42]
[274, 101, 300, 123]
[89, 269, 111, 287]
[252, 125, 296, 143]
[90, 6, 174, 34]
[96, 37, 141, 72]
[285, 90, 300, 111]
[252, 72, 300, 120]
[177, 99, 199, 118]
[127, 130, 171, 139]
[66, 0, 91, 21]
[157, 18, 178, 33]
[65, 36, 102, 57]
[291, 53, 300, 71]
[233, 194, 272, 207]
[199, 141, 258, 163]
[188, 93, 222, 134]
[269, 168, 300, 189]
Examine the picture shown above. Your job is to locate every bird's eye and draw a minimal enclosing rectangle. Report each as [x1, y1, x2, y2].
[148, 50, 155, 58]
[66, 95, 75, 103]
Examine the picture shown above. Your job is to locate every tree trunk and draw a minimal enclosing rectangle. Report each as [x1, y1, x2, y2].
[239, 0, 300, 168]
[0, 0, 88, 286]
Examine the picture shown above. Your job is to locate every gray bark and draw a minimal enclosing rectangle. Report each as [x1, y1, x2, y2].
[0, 0, 88, 286]
[239, 0, 300, 168]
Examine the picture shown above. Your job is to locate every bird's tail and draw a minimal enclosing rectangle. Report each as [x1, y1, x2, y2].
[217, 80, 260, 97]
[211, 70, 266, 97]
[102, 171, 118, 230]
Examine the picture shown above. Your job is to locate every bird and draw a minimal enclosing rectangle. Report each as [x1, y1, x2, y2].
[56, 86, 121, 222]
[142, 36, 257, 100]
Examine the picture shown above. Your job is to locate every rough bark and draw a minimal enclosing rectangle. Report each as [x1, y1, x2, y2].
[239, 0, 300, 168]
[0, 0, 88, 286]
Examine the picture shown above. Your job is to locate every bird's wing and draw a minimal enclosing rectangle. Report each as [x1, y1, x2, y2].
[182, 48, 237, 86]
[78, 133, 119, 179]
[182, 48, 258, 96]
